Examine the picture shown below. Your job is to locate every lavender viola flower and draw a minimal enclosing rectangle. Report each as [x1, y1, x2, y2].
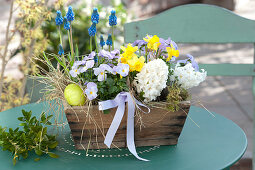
[111, 49, 120, 57]
[79, 60, 95, 73]
[170, 40, 178, 50]
[178, 54, 199, 71]
[116, 63, 129, 77]
[87, 51, 96, 60]
[132, 40, 147, 48]
[85, 82, 98, 100]
[91, 8, 99, 24]
[66, 6, 75, 22]
[88, 21, 97, 37]
[69, 65, 80, 77]
[109, 10, 117, 26]
[63, 16, 70, 30]
[112, 66, 118, 75]
[58, 44, 64, 55]
[99, 50, 114, 60]
[55, 10, 63, 26]
[99, 64, 113, 73]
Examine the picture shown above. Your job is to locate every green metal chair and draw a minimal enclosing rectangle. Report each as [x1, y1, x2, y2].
[124, 4, 255, 168]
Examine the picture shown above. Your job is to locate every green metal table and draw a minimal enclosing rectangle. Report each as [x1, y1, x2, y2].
[0, 102, 247, 170]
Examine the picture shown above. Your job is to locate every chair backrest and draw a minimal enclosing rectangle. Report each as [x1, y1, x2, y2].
[124, 4, 255, 167]
[124, 4, 255, 76]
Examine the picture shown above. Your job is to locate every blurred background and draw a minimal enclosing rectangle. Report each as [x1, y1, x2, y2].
[0, 0, 254, 169]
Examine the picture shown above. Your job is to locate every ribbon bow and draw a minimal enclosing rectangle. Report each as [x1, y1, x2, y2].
[98, 92, 150, 161]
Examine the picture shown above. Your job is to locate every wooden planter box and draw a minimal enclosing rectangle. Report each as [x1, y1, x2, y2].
[64, 101, 190, 150]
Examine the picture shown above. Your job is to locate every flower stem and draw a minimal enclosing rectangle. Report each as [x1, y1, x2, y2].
[94, 34, 98, 54]
[90, 37, 92, 53]
[145, 46, 148, 62]
[67, 30, 72, 56]
[69, 23, 74, 58]
[111, 26, 114, 50]
[58, 26, 63, 46]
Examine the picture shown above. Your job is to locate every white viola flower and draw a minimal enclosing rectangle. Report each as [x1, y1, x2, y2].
[116, 63, 129, 77]
[69, 65, 80, 78]
[85, 82, 98, 100]
[134, 59, 169, 102]
[93, 67, 107, 81]
[170, 63, 207, 89]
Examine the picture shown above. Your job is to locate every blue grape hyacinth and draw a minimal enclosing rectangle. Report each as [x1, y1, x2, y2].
[109, 10, 117, 26]
[91, 8, 99, 24]
[106, 34, 112, 46]
[63, 17, 70, 30]
[66, 6, 75, 22]
[88, 21, 97, 37]
[55, 10, 63, 26]
[99, 35, 105, 47]
[58, 44, 64, 55]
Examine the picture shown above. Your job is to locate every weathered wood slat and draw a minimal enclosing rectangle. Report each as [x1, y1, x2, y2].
[64, 101, 190, 150]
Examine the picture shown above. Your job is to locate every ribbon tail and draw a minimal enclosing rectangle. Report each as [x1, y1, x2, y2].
[126, 93, 149, 161]
[104, 99, 125, 148]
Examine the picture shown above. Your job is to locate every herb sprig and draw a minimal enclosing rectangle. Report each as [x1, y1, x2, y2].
[0, 110, 59, 165]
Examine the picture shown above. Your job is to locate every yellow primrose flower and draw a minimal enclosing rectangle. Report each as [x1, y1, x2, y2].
[143, 35, 161, 51]
[128, 56, 145, 72]
[166, 44, 179, 61]
[120, 43, 138, 59]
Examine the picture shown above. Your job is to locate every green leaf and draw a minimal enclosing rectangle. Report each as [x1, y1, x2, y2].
[48, 141, 58, 149]
[35, 148, 43, 156]
[47, 115, 53, 121]
[53, 54, 66, 70]
[34, 158, 40, 162]
[48, 152, 59, 158]
[19, 123, 26, 126]
[17, 117, 24, 121]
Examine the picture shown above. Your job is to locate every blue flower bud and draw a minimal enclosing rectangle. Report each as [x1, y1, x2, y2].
[55, 10, 63, 26]
[109, 10, 117, 26]
[99, 35, 105, 47]
[66, 6, 75, 22]
[63, 16, 70, 30]
[94, 55, 98, 63]
[58, 44, 64, 55]
[88, 21, 97, 37]
[91, 8, 99, 24]
[106, 34, 112, 46]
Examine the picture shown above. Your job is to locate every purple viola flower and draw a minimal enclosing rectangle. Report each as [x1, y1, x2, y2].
[178, 54, 199, 71]
[116, 63, 129, 77]
[85, 82, 98, 100]
[132, 40, 147, 48]
[99, 50, 114, 60]
[79, 60, 95, 73]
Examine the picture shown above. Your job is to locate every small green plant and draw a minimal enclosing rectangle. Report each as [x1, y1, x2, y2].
[0, 110, 58, 165]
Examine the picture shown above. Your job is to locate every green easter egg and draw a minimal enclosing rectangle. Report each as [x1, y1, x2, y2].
[64, 84, 86, 106]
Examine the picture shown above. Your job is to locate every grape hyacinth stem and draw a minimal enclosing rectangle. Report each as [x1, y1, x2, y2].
[69, 23, 74, 58]
[111, 26, 114, 50]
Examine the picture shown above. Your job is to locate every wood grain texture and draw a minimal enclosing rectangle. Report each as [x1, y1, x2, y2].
[64, 101, 190, 150]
